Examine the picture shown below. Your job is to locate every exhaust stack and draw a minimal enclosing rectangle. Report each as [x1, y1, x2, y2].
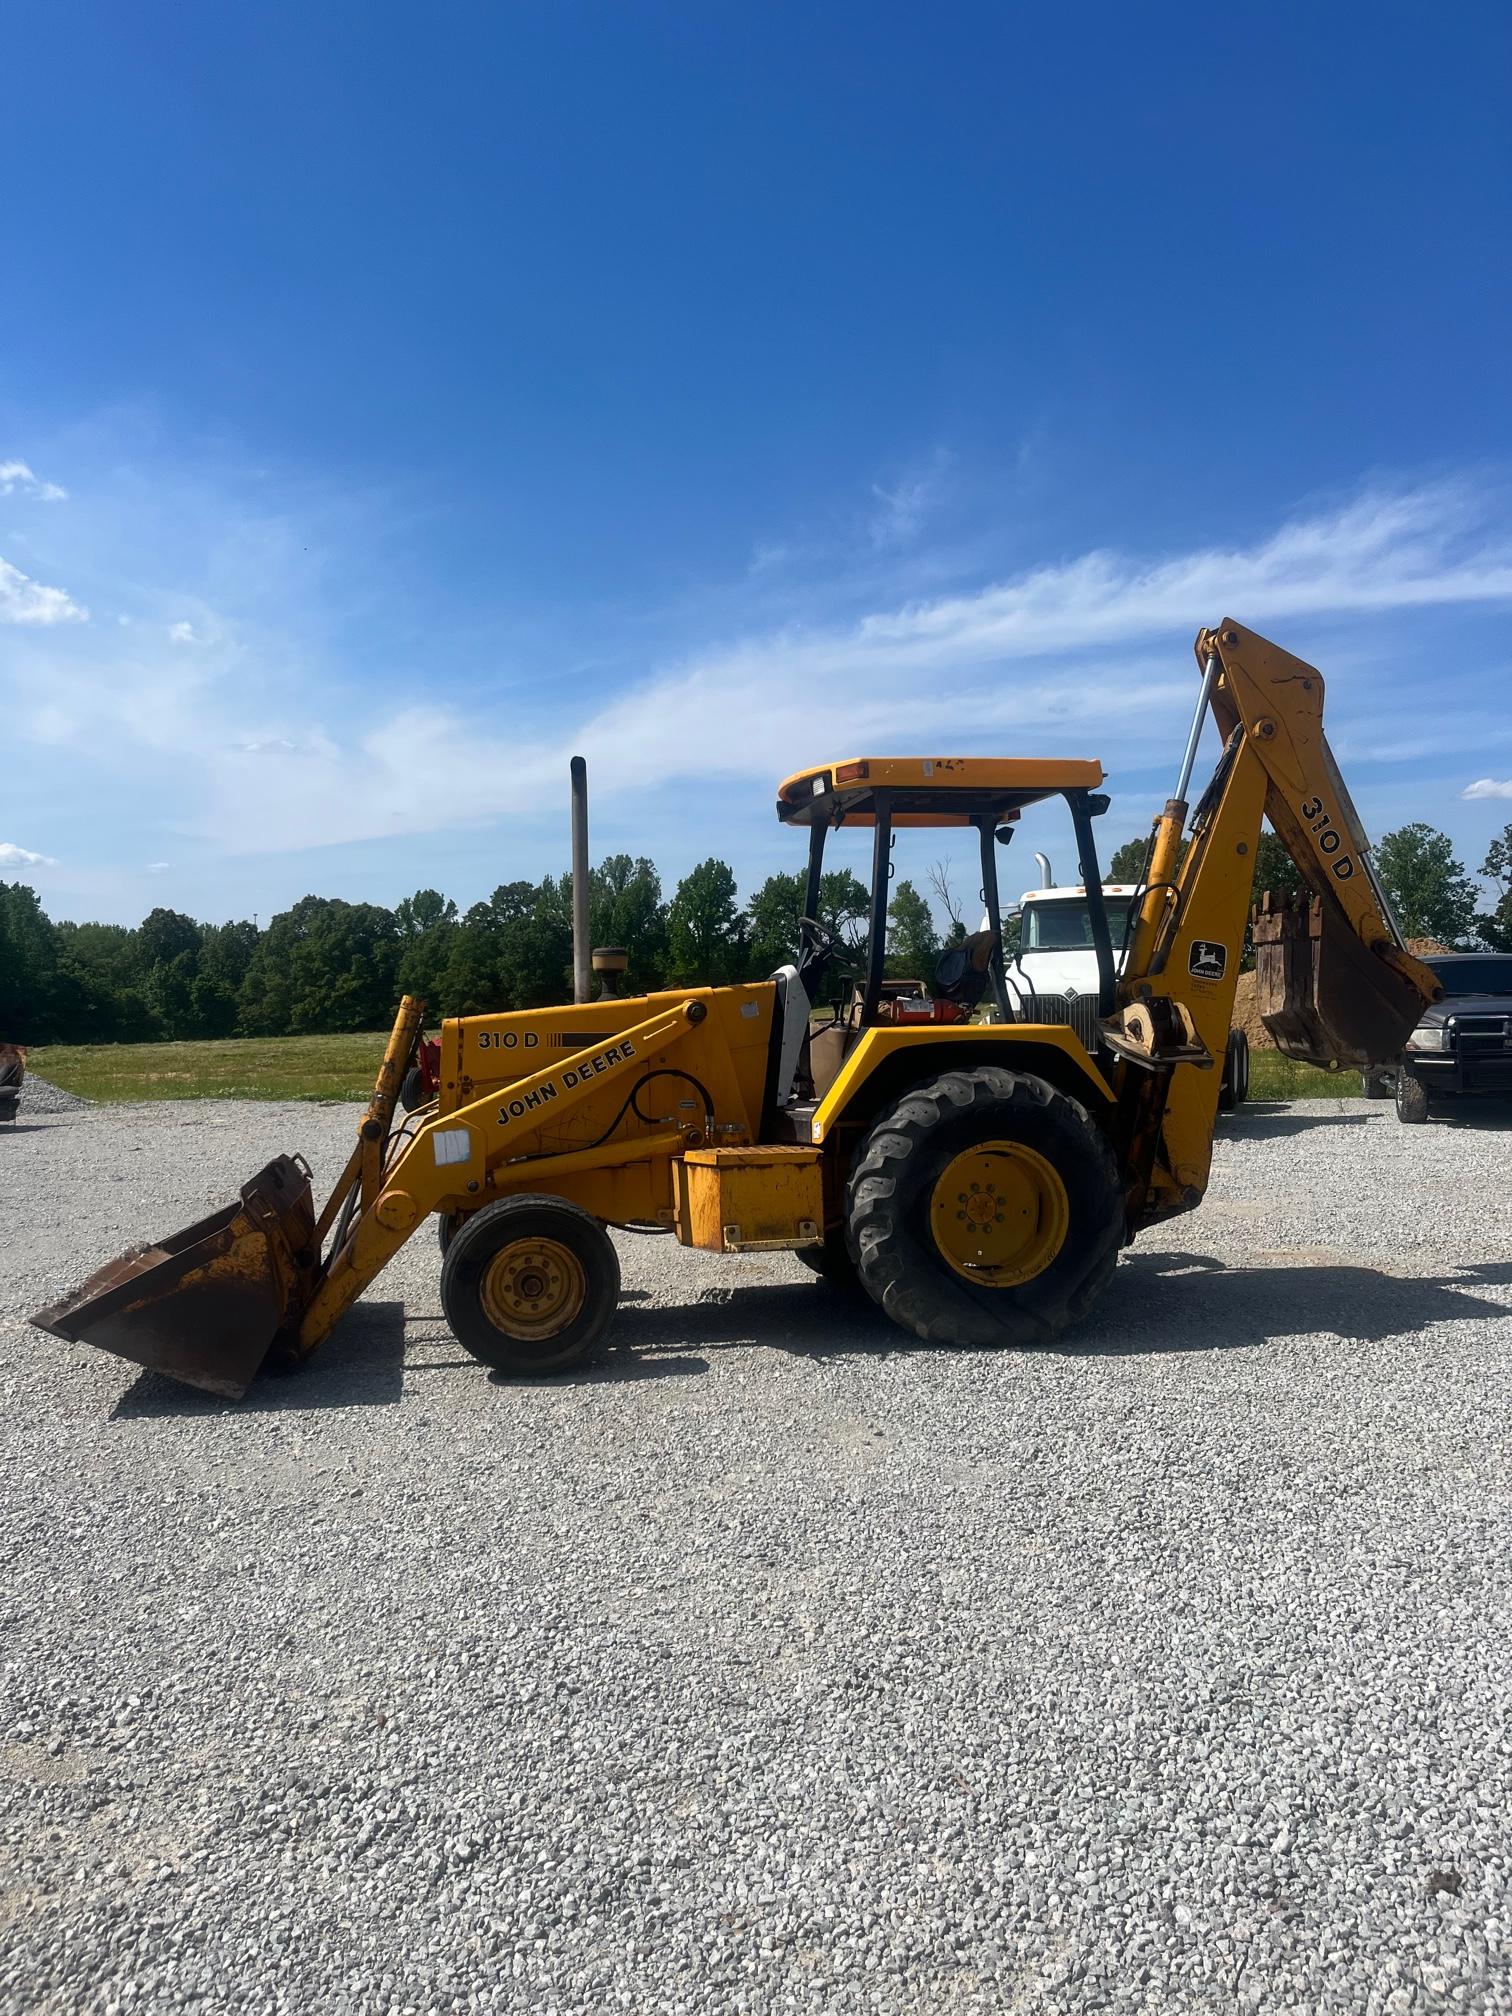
[570, 755, 591, 1006]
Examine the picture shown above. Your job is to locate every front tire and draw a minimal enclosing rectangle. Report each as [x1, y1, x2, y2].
[794, 1230, 864, 1293]
[440, 1196, 621, 1375]
[845, 1067, 1123, 1348]
[1395, 1071, 1430, 1124]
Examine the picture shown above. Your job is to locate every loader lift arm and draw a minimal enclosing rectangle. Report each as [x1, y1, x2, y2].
[290, 997, 710, 1360]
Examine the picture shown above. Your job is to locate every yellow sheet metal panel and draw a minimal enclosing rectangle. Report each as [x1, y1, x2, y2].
[775, 756, 1105, 826]
[809, 1025, 1115, 1143]
[676, 1146, 824, 1253]
[438, 983, 776, 1142]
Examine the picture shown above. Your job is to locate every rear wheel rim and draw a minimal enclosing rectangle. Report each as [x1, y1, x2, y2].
[929, 1140, 1070, 1287]
[480, 1237, 587, 1340]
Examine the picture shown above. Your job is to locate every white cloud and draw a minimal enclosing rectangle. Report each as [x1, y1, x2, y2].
[869, 450, 952, 549]
[147, 860, 171, 873]
[0, 459, 67, 502]
[168, 619, 199, 643]
[1463, 777, 1512, 800]
[0, 555, 88, 625]
[748, 540, 792, 577]
[0, 841, 58, 869]
[130, 478, 1508, 856]
[6, 470, 1512, 876]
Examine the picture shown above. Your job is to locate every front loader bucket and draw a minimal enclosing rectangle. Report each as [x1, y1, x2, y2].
[31, 1155, 317, 1399]
[1251, 894, 1432, 1070]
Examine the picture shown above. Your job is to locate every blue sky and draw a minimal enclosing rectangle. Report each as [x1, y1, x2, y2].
[3, 1, 1510, 926]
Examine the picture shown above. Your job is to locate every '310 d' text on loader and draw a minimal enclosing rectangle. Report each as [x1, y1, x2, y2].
[34, 622, 1441, 1398]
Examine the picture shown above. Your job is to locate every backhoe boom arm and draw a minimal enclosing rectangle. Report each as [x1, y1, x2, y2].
[1117, 620, 1441, 1226]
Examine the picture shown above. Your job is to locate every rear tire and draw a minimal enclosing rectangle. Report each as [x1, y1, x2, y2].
[1218, 1029, 1250, 1111]
[440, 1196, 620, 1375]
[845, 1066, 1123, 1348]
[1395, 1071, 1430, 1124]
[1362, 1066, 1392, 1099]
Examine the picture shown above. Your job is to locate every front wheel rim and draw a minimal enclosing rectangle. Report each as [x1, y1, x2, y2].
[929, 1139, 1070, 1287]
[480, 1236, 588, 1340]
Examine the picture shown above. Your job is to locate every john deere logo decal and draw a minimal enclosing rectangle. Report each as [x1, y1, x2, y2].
[1189, 939, 1227, 982]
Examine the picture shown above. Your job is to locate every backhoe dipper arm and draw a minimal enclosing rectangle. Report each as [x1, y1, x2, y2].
[1127, 621, 1441, 1021]
[1199, 624, 1436, 998]
[294, 998, 709, 1355]
[1116, 620, 1440, 1225]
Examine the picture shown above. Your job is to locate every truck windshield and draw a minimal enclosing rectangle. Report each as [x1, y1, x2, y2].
[1430, 957, 1512, 997]
[1023, 896, 1133, 953]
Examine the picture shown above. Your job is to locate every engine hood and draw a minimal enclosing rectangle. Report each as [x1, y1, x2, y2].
[1417, 994, 1512, 1028]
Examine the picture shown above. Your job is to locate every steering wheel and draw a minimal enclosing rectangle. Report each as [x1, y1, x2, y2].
[797, 915, 844, 959]
[795, 916, 857, 997]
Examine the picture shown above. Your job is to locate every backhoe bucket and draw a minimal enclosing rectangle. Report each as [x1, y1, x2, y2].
[1251, 894, 1429, 1070]
[31, 1155, 317, 1399]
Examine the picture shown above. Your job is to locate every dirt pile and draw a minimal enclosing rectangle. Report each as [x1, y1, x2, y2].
[1233, 935, 1448, 1048]
[1231, 969, 1273, 1047]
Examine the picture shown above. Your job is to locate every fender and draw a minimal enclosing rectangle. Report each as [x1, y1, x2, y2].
[809, 1024, 1114, 1145]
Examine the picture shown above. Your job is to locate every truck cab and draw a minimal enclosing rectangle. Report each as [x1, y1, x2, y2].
[1007, 882, 1140, 1004]
[1005, 878, 1249, 1108]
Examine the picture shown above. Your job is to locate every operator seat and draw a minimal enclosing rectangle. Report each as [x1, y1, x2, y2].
[768, 962, 812, 1109]
[932, 928, 998, 1016]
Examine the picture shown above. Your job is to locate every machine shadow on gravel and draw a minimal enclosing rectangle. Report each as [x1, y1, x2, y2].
[1064, 1251, 1511, 1355]
[1219, 1104, 1371, 1140]
[608, 1282, 897, 1361]
[604, 1261, 1509, 1369]
[111, 1301, 407, 1418]
[102, 1255, 1512, 1412]
[1428, 1096, 1512, 1131]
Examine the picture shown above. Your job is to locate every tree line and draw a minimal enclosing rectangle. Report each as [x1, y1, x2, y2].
[3, 821, 1509, 1047]
[0, 855, 943, 1046]
[1108, 822, 1512, 952]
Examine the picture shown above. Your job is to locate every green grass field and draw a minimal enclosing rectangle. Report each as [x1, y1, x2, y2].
[28, 1031, 390, 1103]
[28, 1028, 1360, 1104]
[1247, 1047, 1361, 1100]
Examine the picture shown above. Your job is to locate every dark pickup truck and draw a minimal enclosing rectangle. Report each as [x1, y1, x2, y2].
[1364, 953, 1512, 1122]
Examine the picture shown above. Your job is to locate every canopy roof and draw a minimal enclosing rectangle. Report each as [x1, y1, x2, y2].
[775, 756, 1106, 828]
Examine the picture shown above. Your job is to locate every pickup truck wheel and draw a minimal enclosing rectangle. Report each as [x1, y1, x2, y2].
[845, 1066, 1123, 1348]
[1395, 1071, 1430, 1124]
[1361, 1066, 1392, 1099]
[440, 1196, 620, 1374]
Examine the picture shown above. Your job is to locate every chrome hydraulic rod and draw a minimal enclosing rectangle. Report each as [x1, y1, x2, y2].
[1173, 652, 1220, 806]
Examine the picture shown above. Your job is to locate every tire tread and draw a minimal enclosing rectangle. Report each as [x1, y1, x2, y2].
[844, 1066, 1122, 1349]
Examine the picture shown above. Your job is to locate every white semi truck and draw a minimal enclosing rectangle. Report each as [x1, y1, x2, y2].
[1004, 862, 1249, 1107]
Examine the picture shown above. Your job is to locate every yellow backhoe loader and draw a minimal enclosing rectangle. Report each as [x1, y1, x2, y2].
[35, 622, 1440, 1397]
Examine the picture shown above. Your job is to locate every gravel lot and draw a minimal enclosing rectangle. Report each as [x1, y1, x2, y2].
[14, 1074, 91, 1116]
[3, 1097, 1511, 2015]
